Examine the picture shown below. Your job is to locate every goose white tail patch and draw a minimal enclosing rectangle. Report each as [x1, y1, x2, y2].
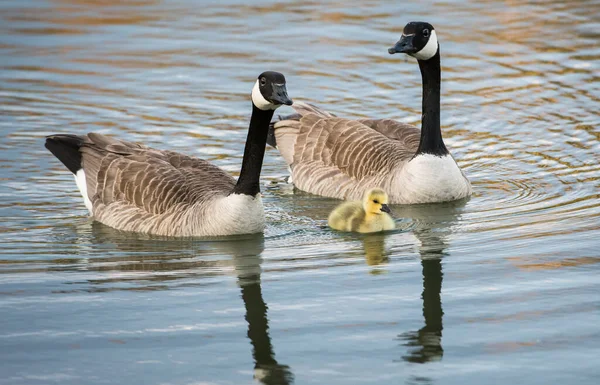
[74, 169, 93, 215]
[413, 30, 438, 61]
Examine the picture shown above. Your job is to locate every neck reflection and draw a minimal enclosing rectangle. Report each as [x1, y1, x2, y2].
[401, 236, 446, 363]
[233, 238, 294, 385]
[398, 202, 463, 363]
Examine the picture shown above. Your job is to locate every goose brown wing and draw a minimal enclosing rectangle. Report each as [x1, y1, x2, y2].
[357, 118, 421, 153]
[276, 115, 411, 198]
[79, 133, 235, 215]
[297, 115, 409, 174]
[272, 102, 423, 199]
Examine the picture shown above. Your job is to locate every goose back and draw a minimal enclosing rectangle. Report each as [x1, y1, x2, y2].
[272, 102, 421, 201]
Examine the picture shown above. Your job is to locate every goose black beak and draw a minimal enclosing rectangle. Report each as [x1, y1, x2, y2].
[388, 35, 416, 55]
[381, 204, 391, 214]
[270, 84, 293, 106]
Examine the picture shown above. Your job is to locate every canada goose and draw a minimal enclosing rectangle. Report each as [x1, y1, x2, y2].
[268, 21, 472, 204]
[328, 188, 395, 233]
[45, 71, 293, 237]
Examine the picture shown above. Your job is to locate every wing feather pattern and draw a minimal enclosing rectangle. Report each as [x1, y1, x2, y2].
[272, 102, 421, 200]
[77, 133, 235, 235]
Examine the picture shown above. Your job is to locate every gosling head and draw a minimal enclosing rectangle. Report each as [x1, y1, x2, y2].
[388, 21, 438, 61]
[251, 71, 293, 111]
[363, 188, 392, 215]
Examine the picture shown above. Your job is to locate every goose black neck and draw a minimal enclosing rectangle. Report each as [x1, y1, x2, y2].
[415, 49, 448, 157]
[232, 105, 274, 196]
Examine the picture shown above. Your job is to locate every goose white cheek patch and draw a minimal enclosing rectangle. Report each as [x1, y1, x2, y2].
[251, 80, 277, 110]
[413, 30, 438, 60]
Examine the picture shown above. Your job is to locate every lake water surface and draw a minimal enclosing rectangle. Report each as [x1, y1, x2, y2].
[1, 0, 599, 384]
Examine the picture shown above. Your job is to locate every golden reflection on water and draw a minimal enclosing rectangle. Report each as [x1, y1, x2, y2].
[508, 255, 600, 271]
[362, 233, 389, 267]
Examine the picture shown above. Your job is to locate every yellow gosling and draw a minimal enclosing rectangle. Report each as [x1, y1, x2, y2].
[328, 188, 395, 233]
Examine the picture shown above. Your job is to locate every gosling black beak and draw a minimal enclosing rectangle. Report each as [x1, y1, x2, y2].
[381, 204, 391, 214]
[388, 35, 416, 55]
[270, 84, 293, 106]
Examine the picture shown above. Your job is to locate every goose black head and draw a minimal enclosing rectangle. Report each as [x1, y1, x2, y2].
[388, 21, 438, 61]
[251, 71, 293, 111]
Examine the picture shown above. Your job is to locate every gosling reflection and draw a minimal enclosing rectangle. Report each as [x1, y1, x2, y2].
[362, 233, 389, 268]
[233, 248, 294, 385]
[398, 202, 463, 363]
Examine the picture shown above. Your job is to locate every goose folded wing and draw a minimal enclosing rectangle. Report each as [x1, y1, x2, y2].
[357, 118, 421, 151]
[293, 115, 416, 179]
[281, 115, 416, 197]
[79, 133, 235, 215]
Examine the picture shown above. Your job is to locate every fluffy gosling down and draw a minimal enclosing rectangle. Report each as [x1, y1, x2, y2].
[328, 188, 396, 233]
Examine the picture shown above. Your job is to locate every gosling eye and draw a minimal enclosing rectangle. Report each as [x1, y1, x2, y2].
[260, 77, 267, 86]
[373, 200, 379, 204]
[423, 29, 430, 38]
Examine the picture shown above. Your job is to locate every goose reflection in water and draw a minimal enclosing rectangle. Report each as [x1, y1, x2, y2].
[232, 238, 294, 385]
[396, 202, 464, 364]
[77, 225, 294, 384]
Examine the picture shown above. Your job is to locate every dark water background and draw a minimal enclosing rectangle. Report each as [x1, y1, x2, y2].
[1, 0, 599, 384]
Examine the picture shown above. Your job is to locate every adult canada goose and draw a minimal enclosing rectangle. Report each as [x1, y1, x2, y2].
[268, 21, 472, 204]
[328, 188, 395, 233]
[45, 71, 292, 237]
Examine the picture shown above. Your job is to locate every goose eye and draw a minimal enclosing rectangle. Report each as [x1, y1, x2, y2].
[260, 77, 267, 86]
[423, 29, 430, 38]
[373, 200, 379, 204]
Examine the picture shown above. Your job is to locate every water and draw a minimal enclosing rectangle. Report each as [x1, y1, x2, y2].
[1, 0, 599, 384]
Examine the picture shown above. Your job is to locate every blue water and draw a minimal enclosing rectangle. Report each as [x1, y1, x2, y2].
[1, 0, 599, 384]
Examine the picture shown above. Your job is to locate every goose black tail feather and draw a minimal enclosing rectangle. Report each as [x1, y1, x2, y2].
[267, 113, 302, 148]
[45, 134, 85, 174]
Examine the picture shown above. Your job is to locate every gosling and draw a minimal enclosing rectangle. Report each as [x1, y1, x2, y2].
[328, 188, 395, 233]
